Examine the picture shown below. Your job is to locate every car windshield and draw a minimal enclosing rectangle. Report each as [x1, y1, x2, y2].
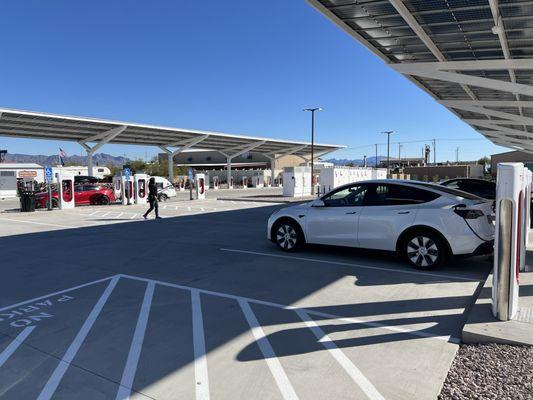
[408, 182, 484, 201]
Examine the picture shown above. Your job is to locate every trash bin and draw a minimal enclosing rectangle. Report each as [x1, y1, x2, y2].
[19, 190, 36, 212]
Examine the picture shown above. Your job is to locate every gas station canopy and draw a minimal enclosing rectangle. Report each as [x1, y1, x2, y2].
[308, 0, 533, 153]
[0, 107, 343, 159]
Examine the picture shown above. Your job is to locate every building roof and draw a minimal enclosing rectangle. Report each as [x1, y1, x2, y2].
[308, 0, 533, 153]
[0, 108, 344, 158]
[0, 163, 43, 169]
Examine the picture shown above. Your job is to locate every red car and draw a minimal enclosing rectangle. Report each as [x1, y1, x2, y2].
[35, 184, 116, 208]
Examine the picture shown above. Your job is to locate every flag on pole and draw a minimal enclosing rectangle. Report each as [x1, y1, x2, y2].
[59, 148, 67, 166]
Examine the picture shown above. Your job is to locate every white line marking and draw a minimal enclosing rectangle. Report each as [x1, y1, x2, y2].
[187, 207, 191, 211]
[295, 310, 384, 400]
[100, 211, 111, 218]
[119, 274, 459, 343]
[191, 290, 210, 400]
[219, 248, 480, 282]
[0, 275, 117, 313]
[200, 208, 205, 212]
[115, 281, 155, 400]
[0, 326, 35, 367]
[89, 211, 99, 216]
[115, 212, 124, 219]
[238, 299, 298, 400]
[130, 214, 138, 220]
[0, 218, 72, 229]
[37, 276, 120, 400]
[163, 205, 168, 209]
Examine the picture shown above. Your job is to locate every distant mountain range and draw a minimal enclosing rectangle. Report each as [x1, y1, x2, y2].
[326, 156, 385, 167]
[3, 152, 129, 166]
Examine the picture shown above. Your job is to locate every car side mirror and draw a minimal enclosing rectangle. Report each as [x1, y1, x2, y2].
[312, 199, 325, 207]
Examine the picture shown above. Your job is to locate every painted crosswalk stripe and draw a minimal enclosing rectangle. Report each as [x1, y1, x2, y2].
[115, 281, 155, 400]
[37, 276, 120, 400]
[295, 310, 385, 400]
[0, 326, 35, 367]
[239, 299, 298, 400]
[191, 290, 210, 400]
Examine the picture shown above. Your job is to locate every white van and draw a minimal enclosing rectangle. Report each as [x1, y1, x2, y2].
[151, 176, 177, 201]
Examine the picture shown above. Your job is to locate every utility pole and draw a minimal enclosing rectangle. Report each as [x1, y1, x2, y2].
[456, 147, 459, 163]
[432, 139, 436, 165]
[382, 131, 394, 177]
[363, 155, 367, 167]
[303, 107, 322, 195]
[398, 143, 402, 172]
[374, 144, 378, 168]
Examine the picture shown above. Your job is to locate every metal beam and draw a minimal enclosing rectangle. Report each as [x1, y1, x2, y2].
[220, 141, 266, 159]
[388, 0, 476, 100]
[82, 125, 128, 144]
[393, 59, 533, 72]
[165, 134, 210, 149]
[439, 100, 533, 108]
[79, 125, 127, 176]
[266, 144, 308, 159]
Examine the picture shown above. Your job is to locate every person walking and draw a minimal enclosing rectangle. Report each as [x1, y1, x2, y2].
[143, 177, 161, 219]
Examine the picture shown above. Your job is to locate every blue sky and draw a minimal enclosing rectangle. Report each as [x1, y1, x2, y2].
[0, 0, 506, 162]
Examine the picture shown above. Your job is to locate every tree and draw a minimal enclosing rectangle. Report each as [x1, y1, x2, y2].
[477, 156, 490, 166]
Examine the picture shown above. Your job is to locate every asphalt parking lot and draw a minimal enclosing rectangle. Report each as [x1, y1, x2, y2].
[0, 195, 492, 399]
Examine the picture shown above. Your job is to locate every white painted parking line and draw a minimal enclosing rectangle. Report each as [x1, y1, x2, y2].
[0, 275, 117, 313]
[37, 276, 120, 400]
[239, 299, 298, 400]
[295, 310, 384, 400]
[115, 212, 124, 219]
[0, 218, 73, 230]
[100, 211, 111, 218]
[120, 274, 460, 343]
[0, 326, 35, 367]
[219, 248, 481, 282]
[115, 281, 155, 400]
[89, 211, 99, 216]
[191, 290, 210, 400]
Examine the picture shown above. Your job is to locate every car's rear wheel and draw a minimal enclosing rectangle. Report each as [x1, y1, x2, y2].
[158, 193, 168, 202]
[402, 231, 447, 269]
[273, 220, 303, 252]
[98, 196, 110, 205]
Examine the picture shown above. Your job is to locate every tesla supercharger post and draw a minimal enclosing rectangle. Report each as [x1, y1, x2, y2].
[112, 176, 122, 200]
[242, 176, 248, 189]
[122, 168, 133, 205]
[196, 173, 206, 200]
[492, 162, 531, 320]
[58, 172, 75, 209]
[229, 176, 234, 189]
[213, 176, 219, 190]
[134, 174, 149, 205]
[253, 175, 264, 188]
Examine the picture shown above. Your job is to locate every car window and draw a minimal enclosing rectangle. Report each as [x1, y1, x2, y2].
[365, 184, 440, 206]
[442, 180, 459, 189]
[84, 185, 98, 191]
[322, 184, 368, 207]
[74, 186, 84, 192]
[156, 182, 164, 190]
[411, 182, 484, 200]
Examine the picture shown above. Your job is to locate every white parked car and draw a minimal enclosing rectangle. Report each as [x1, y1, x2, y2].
[267, 180, 495, 269]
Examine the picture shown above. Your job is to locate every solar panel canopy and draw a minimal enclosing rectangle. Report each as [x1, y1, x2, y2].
[308, 0, 533, 153]
[0, 108, 343, 159]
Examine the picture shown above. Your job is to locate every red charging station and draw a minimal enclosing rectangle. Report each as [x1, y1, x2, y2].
[134, 174, 148, 204]
[58, 172, 75, 209]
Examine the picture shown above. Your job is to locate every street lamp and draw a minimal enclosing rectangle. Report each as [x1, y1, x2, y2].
[303, 107, 322, 195]
[382, 131, 394, 177]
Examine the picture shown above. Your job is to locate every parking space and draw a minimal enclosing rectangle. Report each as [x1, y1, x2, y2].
[0, 199, 491, 399]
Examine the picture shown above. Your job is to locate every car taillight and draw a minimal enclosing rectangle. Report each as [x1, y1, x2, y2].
[453, 206, 484, 219]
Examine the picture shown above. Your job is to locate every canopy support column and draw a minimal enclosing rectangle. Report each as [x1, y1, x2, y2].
[159, 134, 210, 183]
[78, 125, 127, 176]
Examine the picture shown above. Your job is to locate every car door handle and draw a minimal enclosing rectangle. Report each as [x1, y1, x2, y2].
[346, 211, 357, 214]
[397, 211, 410, 214]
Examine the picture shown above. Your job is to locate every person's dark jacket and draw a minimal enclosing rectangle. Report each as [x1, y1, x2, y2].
[148, 182, 158, 200]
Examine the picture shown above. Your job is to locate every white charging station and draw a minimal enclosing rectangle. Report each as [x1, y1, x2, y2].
[229, 176, 234, 190]
[112, 176, 122, 199]
[253, 175, 264, 188]
[134, 174, 149, 204]
[282, 166, 311, 197]
[122, 176, 134, 205]
[492, 162, 532, 320]
[242, 176, 248, 189]
[58, 172, 75, 209]
[213, 176, 220, 190]
[196, 173, 206, 200]
[178, 179, 185, 192]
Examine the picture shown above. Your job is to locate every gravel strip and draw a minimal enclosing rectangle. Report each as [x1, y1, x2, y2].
[439, 343, 533, 400]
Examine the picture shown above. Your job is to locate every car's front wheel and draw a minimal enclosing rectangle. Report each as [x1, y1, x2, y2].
[402, 230, 447, 269]
[98, 196, 110, 205]
[273, 220, 303, 252]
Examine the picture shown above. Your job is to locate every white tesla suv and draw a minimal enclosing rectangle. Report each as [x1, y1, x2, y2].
[267, 180, 495, 269]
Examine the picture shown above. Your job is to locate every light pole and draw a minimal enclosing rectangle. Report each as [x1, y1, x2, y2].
[382, 131, 394, 177]
[303, 107, 322, 195]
